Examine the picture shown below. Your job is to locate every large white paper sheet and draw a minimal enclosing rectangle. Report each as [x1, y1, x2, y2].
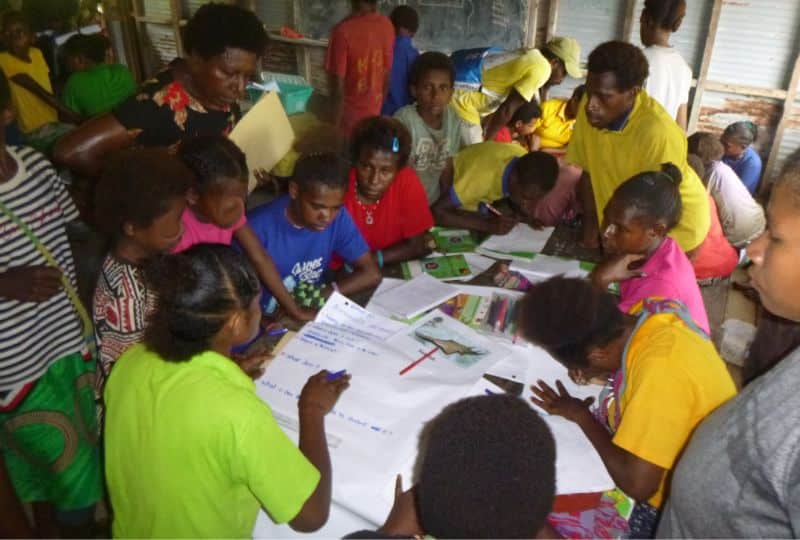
[370, 274, 460, 319]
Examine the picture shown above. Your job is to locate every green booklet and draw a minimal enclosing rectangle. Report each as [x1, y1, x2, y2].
[401, 254, 473, 280]
[430, 227, 478, 254]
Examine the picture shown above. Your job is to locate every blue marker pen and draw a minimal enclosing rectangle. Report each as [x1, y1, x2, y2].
[326, 369, 347, 381]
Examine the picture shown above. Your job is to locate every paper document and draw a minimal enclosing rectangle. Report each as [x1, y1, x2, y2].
[229, 91, 294, 192]
[476, 224, 554, 260]
[510, 254, 590, 281]
[370, 273, 459, 319]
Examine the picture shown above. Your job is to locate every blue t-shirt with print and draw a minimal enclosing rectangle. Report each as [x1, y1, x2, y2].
[247, 195, 370, 313]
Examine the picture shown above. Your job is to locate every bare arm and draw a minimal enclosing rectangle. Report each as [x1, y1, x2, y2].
[328, 73, 345, 129]
[483, 89, 526, 142]
[380, 233, 432, 265]
[10, 73, 82, 124]
[53, 113, 138, 177]
[431, 193, 516, 234]
[675, 103, 688, 132]
[235, 225, 315, 322]
[334, 251, 381, 296]
[578, 172, 600, 248]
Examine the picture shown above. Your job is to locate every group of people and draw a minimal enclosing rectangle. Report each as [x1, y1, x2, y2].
[0, 0, 794, 538]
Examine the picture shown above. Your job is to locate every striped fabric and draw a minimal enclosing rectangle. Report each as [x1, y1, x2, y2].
[0, 146, 85, 409]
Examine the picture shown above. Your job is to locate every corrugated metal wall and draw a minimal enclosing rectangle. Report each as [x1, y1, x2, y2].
[555, 0, 625, 62]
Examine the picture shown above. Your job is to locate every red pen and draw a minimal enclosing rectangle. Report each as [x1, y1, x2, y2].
[399, 347, 438, 376]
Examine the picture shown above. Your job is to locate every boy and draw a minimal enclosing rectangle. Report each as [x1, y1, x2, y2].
[381, 5, 419, 116]
[688, 132, 765, 248]
[0, 71, 102, 536]
[0, 11, 79, 145]
[325, 0, 394, 138]
[347, 394, 557, 538]
[92, 148, 193, 395]
[61, 33, 137, 119]
[394, 52, 466, 205]
[432, 143, 559, 234]
[247, 153, 381, 314]
[535, 84, 585, 150]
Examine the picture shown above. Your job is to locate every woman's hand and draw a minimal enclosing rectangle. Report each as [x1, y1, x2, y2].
[299, 370, 351, 416]
[530, 380, 594, 423]
[591, 253, 647, 289]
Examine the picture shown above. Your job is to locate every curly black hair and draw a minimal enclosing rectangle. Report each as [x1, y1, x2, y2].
[611, 162, 683, 230]
[183, 3, 268, 59]
[390, 5, 419, 33]
[94, 147, 193, 238]
[292, 152, 349, 193]
[587, 41, 649, 91]
[518, 276, 626, 368]
[178, 135, 248, 194]
[509, 100, 542, 125]
[144, 244, 261, 362]
[416, 394, 556, 538]
[350, 116, 412, 169]
[643, 0, 686, 32]
[62, 33, 109, 64]
[514, 151, 559, 192]
[410, 51, 455, 86]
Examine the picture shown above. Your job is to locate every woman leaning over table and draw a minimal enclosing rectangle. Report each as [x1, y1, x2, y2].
[53, 3, 268, 178]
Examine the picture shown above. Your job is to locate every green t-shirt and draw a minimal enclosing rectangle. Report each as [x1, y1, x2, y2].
[104, 344, 320, 538]
[62, 63, 137, 118]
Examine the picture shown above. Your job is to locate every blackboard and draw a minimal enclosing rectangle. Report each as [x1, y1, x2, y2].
[298, 0, 530, 53]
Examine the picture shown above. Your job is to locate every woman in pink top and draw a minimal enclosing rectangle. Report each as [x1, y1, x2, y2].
[175, 135, 314, 321]
[590, 163, 710, 334]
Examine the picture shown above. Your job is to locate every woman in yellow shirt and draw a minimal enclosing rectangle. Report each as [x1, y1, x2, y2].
[535, 84, 585, 150]
[520, 276, 736, 538]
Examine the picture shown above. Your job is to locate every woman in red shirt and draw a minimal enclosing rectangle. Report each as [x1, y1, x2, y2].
[345, 116, 434, 267]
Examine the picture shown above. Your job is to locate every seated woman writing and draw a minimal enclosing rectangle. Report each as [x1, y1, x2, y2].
[53, 3, 268, 177]
[341, 116, 435, 267]
[520, 276, 736, 538]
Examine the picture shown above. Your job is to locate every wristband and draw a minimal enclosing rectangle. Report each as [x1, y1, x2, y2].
[376, 250, 384, 268]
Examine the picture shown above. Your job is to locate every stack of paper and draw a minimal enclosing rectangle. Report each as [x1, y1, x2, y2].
[476, 224, 554, 261]
[509, 254, 592, 282]
[370, 274, 460, 319]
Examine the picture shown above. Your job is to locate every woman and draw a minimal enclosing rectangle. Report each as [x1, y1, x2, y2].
[520, 276, 736, 538]
[53, 3, 268, 177]
[341, 116, 434, 267]
[658, 151, 800, 538]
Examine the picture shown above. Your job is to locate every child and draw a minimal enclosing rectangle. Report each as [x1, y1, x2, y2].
[344, 116, 434, 266]
[104, 244, 350, 537]
[523, 276, 736, 538]
[176, 135, 314, 321]
[639, 0, 692, 130]
[0, 71, 101, 535]
[589, 163, 710, 334]
[394, 51, 466, 205]
[721, 121, 763, 195]
[61, 33, 137, 119]
[381, 5, 419, 116]
[247, 153, 381, 314]
[347, 395, 556, 538]
[432, 142, 559, 234]
[535, 84, 585, 150]
[688, 132, 765, 247]
[493, 100, 542, 151]
[0, 11, 79, 146]
[92, 147, 193, 394]
[683, 156, 739, 283]
[325, 0, 394, 137]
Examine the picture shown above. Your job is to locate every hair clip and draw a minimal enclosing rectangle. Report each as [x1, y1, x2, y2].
[392, 136, 399, 153]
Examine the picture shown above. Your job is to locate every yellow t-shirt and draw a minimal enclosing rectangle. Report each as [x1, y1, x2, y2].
[611, 308, 736, 508]
[535, 99, 575, 148]
[451, 49, 552, 126]
[565, 91, 709, 251]
[451, 141, 527, 211]
[0, 48, 57, 133]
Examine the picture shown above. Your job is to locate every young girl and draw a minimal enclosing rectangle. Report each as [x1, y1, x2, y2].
[493, 101, 541, 151]
[92, 147, 193, 394]
[176, 135, 314, 321]
[344, 116, 434, 266]
[721, 121, 762, 195]
[522, 276, 736, 538]
[639, 0, 691, 130]
[103, 244, 350, 537]
[590, 163, 710, 334]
